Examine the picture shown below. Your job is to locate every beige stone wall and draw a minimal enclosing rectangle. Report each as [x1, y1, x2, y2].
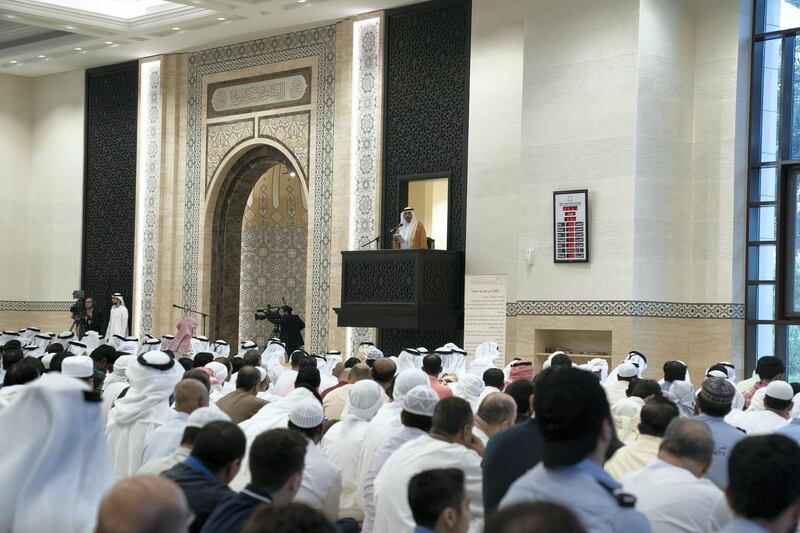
[0, 310, 73, 335]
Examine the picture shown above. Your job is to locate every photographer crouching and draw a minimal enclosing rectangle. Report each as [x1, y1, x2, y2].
[255, 304, 304, 355]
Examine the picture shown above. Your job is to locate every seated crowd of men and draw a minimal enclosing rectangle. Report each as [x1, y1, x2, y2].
[1, 327, 800, 533]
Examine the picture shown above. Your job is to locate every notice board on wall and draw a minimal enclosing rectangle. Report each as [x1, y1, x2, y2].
[553, 189, 589, 263]
[463, 274, 507, 360]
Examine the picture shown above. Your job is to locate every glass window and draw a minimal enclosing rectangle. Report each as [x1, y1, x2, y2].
[749, 205, 777, 241]
[757, 324, 776, 358]
[748, 244, 777, 280]
[787, 325, 800, 380]
[750, 166, 778, 202]
[757, 38, 783, 162]
[748, 284, 776, 320]
[758, 0, 800, 33]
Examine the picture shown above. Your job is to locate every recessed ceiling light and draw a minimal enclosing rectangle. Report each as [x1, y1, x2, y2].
[37, 55, 45, 58]
[74, 47, 82, 51]
[217, 17, 225, 21]
[9, 60, 17, 64]
[5, 14, 16, 19]
[104, 41, 113, 45]
[172, 27, 180, 30]
[65, 25, 75, 30]
[297, 0, 308, 3]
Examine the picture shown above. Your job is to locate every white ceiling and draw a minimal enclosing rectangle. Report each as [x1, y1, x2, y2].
[0, 0, 415, 77]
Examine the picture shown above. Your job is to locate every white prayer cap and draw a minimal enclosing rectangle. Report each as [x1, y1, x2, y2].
[366, 347, 384, 360]
[766, 381, 794, 401]
[343, 379, 384, 421]
[455, 374, 485, 399]
[62, 356, 93, 379]
[403, 385, 439, 417]
[205, 361, 228, 383]
[290, 399, 325, 428]
[187, 405, 231, 428]
[617, 362, 638, 378]
[394, 368, 430, 403]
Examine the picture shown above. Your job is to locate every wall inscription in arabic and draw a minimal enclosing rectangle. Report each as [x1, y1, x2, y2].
[206, 68, 311, 118]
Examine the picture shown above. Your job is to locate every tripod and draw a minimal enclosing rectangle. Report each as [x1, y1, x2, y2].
[69, 315, 85, 338]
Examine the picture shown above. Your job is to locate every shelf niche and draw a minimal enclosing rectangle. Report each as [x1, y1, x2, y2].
[533, 329, 612, 370]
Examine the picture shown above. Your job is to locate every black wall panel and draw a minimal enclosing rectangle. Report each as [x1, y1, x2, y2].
[379, 0, 470, 352]
[81, 61, 138, 326]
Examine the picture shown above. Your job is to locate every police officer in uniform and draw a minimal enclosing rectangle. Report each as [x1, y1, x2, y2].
[500, 366, 652, 532]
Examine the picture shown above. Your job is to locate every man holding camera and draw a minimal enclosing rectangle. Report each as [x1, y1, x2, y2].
[265, 305, 305, 355]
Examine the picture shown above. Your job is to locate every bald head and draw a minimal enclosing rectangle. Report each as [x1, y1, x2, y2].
[173, 378, 210, 414]
[242, 350, 261, 367]
[349, 363, 371, 383]
[476, 392, 517, 427]
[96, 476, 188, 533]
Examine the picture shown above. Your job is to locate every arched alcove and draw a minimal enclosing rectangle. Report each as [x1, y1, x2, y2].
[209, 144, 309, 343]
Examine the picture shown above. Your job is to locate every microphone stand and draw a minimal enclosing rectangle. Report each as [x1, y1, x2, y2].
[173, 304, 210, 334]
[360, 223, 401, 249]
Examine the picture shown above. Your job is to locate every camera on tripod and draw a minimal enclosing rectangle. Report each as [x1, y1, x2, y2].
[70, 289, 86, 320]
[254, 304, 278, 321]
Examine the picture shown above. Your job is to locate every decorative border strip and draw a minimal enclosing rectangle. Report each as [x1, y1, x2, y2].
[0, 301, 73, 312]
[184, 26, 336, 352]
[349, 18, 381, 354]
[506, 300, 745, 320]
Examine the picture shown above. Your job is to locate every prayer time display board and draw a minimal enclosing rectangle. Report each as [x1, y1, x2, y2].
[553, 189, 589, 263]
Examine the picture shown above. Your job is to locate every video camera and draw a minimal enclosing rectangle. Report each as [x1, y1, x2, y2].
[70, 289, 86, 320]
[254, 304, 279, 321]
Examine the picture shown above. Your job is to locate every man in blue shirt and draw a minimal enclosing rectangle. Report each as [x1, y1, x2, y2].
[694, 377, 745, 489]
[408, 469, 470, 533]
[499, 366, 651, 533]
[719, 435, 800, 532]
[161, 421, 245, 533]
[201, 428, 307, 533]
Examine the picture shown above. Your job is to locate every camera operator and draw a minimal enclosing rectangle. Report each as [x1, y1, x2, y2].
[81, 296, 104, 335]
[265, 305, 305, 355]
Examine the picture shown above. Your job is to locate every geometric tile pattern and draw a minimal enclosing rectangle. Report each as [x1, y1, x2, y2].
[184, 26, 336, 353]
[258, 112, 311, 177]
[506, 301, 746, 320]
[349, 17, 381, 353]
[136, 60, 162, 335]
[0, 301, 73, 312]
[206, 120, 255, 184]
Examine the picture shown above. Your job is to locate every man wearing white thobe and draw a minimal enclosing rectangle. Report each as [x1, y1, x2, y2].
[738, 381, 793, 435]
[622, 418, 733, 532]
[105, 293, 129, 340]
[321, 380, 384, 521]
[106, 351, 183, 477]
[373, 396, 484, 533]
[362, 385, 439, 533]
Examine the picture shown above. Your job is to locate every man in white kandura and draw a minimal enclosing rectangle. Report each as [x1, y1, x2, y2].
[392, 207, 428, 250]
[105, 292, 129, 340]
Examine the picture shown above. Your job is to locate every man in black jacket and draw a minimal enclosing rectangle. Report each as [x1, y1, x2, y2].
[266, 305, 305, 355]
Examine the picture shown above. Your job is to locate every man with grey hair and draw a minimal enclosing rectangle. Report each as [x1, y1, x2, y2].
[472, 392, 517, 446]
[621, 418, 733, 531]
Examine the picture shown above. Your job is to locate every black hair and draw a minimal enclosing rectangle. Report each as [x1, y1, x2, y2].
[408, 469, 465, 529]
[550, 353, 573, 368]
[180, 427, 201, 446]
[241, 503, 336, 533]
[290, 350, 306, 368]
[182, 369, 212, 392]
[231, 358, 245, 374]
[422, 354, 443, 376]
[299, 356, 318, 370]
[177, 357, 193, 371]
[505, 379, 535, 419]
[728, 435, 800, 521]
[4, 360, 40, 386]
[757, 356, 785, 381]
[663, 361, 687, 382]
[638, 398, 680, 438]
[485, 501, 585, 533]
[483, 368, 505, 390]
[191, 421, 246, 473]
[3, 340, 21, 351]
[625, 377, 640, 397]
[90, 344, 116, 364]
[192, 352, 214, 369]
[371, 359, 396, 384]
[280, 305, 293, 314]
[765, 395, 792, 411]
[631, 379, 662, 400]
[344, 357, 360, 369]
[2, 348, 23, 370]
[792, 382, 800, 396]
[236, 366, 262, 390]
[400, 410, 433, 432]
[242, 352, 262, 368]
[249, 428, 308, 491]
[20, 357, 45, 376]
[288, 420, 324, 440]
[45, 343, 64, 354]
[295, 367, 321, 390]
[48, 353, 65, 372]
[431, 397, 473, 437]
[696, 392, 732, 417]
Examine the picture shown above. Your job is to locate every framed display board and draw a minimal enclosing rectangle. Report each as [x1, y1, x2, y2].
[553, 189, 589, 263]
